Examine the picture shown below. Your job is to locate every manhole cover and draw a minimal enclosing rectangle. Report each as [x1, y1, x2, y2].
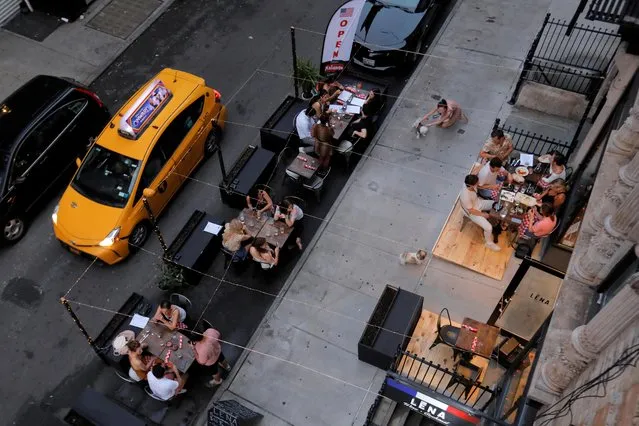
[1, 277, 43, 309]
[86, 0, 162, 40]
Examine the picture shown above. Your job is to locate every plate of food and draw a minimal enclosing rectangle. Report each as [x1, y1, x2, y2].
[515, 166, 529, 177]
[538, 154, 553, 164]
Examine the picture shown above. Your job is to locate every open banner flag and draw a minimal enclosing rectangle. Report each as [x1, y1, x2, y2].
[321, 0, 365, 74]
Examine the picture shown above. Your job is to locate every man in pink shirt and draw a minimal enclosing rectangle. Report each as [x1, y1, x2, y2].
[520, 203, 556, 238]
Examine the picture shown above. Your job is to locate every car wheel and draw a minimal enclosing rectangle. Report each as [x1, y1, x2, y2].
[2, 215, 27, 244]
[204, 125, 223, 158]
[128, 222, 150, 252]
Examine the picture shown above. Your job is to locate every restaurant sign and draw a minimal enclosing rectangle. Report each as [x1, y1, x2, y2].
[119, 80, 172, 140]
[320, 0, 365, 75]
[384, 378, 480, 426]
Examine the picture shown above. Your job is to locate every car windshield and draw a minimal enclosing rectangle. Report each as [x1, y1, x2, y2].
[71, 145, 140, 208]
[378, 0, 419, 11]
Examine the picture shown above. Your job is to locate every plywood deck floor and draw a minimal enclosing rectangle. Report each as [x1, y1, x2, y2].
[433, 200, 514, 280]
[397, 310, 493, 408]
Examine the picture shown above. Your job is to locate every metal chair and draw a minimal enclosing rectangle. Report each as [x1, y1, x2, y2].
[303, 168, 330, 202]
[429, 308, 463, 360]
[446, 358, 482, 399]
[170, 293, 192, 312]
[115, 367, 140, 383]
[335, 137, 361, 168]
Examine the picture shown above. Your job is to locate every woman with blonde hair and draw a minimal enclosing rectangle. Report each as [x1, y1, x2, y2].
[535, 179, 567, 210]
[222, 219, 253, 260]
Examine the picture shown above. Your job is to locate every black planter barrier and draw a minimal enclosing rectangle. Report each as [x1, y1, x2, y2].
[358, 284, 423, 370]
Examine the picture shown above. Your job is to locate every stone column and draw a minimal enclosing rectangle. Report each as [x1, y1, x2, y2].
[539, 273, 639, 395]
[582, 150, 639, 236]
[608, 102, 639, 156]
[572, 184, 639, 284]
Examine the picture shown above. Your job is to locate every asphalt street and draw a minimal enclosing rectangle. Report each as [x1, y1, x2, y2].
[0, 0, 350, 424]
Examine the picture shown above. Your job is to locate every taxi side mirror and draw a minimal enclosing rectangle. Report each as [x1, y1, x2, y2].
[75, 158, 81, 168]
[143, 188, 156, 198]
[14, 176, 26, 185]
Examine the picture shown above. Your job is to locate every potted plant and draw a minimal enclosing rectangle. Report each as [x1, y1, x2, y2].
[295, 57, 319, 100]
[157, 260, 188, 291]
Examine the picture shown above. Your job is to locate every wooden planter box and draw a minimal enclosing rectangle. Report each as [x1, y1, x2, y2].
[358, 285, 423, 370]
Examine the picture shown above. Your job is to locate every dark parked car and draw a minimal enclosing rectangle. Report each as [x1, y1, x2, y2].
[0, 76, 110, 243]
[352, 0, 445, 71]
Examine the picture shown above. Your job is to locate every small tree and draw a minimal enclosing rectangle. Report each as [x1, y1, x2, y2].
[157, 261, 188, 291]
[295, 57, 320, 99]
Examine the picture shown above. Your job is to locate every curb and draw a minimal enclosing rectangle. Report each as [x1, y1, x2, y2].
[193, 1, 466, 424]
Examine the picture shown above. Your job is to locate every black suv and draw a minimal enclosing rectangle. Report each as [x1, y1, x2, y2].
[0, 76, 110, 244]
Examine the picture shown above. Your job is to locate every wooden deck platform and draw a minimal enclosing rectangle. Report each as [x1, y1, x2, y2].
[432, 200, 514, 280]
[397, 310, 492, 408]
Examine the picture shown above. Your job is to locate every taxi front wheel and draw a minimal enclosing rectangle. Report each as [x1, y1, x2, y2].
[204, 125, 222, 158]
[128, 221, 150, 252]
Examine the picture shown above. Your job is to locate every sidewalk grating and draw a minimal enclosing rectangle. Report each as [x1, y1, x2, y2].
[86, 0, 162, 40]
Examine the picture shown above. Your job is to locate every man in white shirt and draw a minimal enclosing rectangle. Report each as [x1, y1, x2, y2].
[460, 174, 501, 251]
[147, 363, 187, 400]
[477, 157, 510, 199]
[295, 107, 316, 153]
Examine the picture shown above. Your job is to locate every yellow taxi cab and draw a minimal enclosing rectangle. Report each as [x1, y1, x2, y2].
[52, 68, 227, 264]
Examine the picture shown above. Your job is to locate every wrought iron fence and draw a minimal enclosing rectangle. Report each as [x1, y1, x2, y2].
[586, 0, 639, 23]
[493, 119, 575, 159]
[511, 13, 621, 103]
[391, 348, 498, 412]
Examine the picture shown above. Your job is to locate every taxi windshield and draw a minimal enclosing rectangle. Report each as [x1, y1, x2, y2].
[71, 145, 140, 208]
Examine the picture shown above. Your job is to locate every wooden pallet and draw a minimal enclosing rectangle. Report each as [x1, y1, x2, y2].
[432, 199, 514, 280]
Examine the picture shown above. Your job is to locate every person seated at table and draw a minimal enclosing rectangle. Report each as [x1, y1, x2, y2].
[479, 129, 513, 163]
[246, 189, 274, 217]
[365, 88, 383, 116]
[519, 203, 557, 239]
[310, 90, 330, 117]
[295, 106, 317, 153]
[460, 174, 501, 251]
[311, 113, 335, 177]
[275, 199, 304, 250]
[539, 153, 567, 187]
[477, 157, 511, 199]
[417, 98, 466, 129]
[534, 179, 567, 210]
[148, 363, 187, 400]
[316, 76, 344, 101]
[126, 340, 158, 381]
[153, 300, 187, 331]
[249, 237, 280, 269]
[351, 103, 374, 141]
[192, 328, 231, 387]
[222, 219, 253, 260]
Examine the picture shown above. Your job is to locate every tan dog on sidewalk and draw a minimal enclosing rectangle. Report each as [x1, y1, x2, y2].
[399, 249, 427, 265]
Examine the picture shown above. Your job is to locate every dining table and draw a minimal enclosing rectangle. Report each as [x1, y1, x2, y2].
[329, 112, 355, 141]
[137, 321, 196, 373]
[237, 208, 293, 248]
[455, 317, 500, 359]
[287, 152, 320, 180]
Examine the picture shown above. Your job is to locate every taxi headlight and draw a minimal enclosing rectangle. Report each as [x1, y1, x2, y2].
[99, 227, 121, 247]
[52, 204, 59, 224]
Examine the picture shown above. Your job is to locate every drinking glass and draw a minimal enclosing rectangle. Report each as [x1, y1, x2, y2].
[239, 213, 245, 223]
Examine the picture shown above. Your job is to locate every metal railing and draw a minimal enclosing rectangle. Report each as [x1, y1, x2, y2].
[511, 13, 621, 103]
[492, 119, 575, 159]
[586, 0, 639, 23]
[391, 348, 498, 412]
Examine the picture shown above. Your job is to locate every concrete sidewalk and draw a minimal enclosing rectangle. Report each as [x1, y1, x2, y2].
[0, 0, 174, 101]
[205, 0, 562, 425]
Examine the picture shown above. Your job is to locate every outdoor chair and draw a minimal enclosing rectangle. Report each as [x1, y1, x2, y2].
[429, 308, 463, 361]
[114, 367, 142, 384]
[302, 167, 330, 202]
[220, 246, 250, 270]
[445, 358, 482, 399]
[170, 293, 192, 312]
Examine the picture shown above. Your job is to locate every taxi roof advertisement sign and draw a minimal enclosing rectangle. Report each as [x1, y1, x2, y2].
[320, 0, 365, 75]
[384, 378, 481, 426]
[119, 80, 172, 139]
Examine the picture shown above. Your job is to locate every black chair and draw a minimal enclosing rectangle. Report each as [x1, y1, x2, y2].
[169, 293, 192, 312]
[445, 358, 482, 399]
[221, 246, 249, 270]
[429, 308, 463, 360]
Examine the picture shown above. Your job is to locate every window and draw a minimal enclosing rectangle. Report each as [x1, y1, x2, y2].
[133, 143, 169, 204]
[71, 145, 140, 208]
[154, 97, 205, 157]
[11, 100, 87, 182]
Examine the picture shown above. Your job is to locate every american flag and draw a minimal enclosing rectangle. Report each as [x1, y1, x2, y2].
[340, 7, 353, 17]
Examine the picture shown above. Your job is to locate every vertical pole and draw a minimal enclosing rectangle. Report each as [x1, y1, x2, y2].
[509, 13, 550, 105]
[566, 0, 588, 36]
[60, 297, 106, 363]
[142, 198, 168, 254]
[291, 26, 299, 99]
[217, 149, 227, 182]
